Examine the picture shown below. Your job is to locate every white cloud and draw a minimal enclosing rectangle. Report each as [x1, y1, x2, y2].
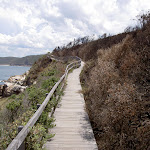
[0, 0, 150, 57]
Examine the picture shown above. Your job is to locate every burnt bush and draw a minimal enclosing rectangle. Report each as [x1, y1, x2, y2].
[80, 34, 150, 149]
[52, 12, 150, 150]
[52, 33, 127, 61]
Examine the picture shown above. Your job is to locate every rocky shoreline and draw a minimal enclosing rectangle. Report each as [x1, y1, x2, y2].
[0, 71, 29, 97]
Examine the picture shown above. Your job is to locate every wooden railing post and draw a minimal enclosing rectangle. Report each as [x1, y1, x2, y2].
[17, 126, 25, 150]
[6, 56, 81, 150]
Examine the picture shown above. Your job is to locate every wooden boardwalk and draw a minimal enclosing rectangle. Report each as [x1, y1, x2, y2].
[44, 62, 98, 150]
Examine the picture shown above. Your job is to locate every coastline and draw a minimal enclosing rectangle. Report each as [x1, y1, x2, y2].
[0, 71, 28, 97]
[0, 64, 31, 67]
[0, 64, 10, 66]
[0, 65, 30, 87]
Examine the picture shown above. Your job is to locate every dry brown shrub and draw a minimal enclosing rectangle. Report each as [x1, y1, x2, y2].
[53, 13, 150, 149]
[80, 34, 150, 150]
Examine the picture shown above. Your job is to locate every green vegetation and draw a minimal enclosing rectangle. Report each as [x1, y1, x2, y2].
[27, 86, 48, 108]
[6, 100, 22, 122]
[24, 54, 66, 85]
[24, 54, 53, 85]
[42, 77, 58, 91]
[0, 97, 11, 111]
[0, 55, 43, 66]
[25, 123, 54, 150]
[41, 69, 57, 77]
[0, 109, 34, 149]
[0, 57, 18, 65]
[8, 94, 16, 100]
[0, 55, 66, 149]
[1, 11, 149, 150]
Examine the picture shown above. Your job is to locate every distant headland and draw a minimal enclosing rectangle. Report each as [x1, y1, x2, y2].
[0, 55, 43, 66]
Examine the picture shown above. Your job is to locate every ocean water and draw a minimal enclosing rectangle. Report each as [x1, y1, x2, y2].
[0, 65, 30, 85]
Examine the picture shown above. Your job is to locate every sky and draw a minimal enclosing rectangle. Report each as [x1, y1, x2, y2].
[0, 0, 150, 57]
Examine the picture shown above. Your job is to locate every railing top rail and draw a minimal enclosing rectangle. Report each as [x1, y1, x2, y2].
[6, 56, 81, 150]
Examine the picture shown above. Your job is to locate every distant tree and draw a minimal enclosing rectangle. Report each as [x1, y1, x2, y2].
[124, 26, 133, 33]
[101, 33, 107, 39]
[136, 12, 150, 29]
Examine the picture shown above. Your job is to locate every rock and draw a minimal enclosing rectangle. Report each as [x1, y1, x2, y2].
[7, 74, 26, 86]
[0, 73, 28, 97]
[33, 81, 37, 85]
[0, 85, 3, 96]
[3, 82, 27, 96]
[0, 84, 5, 96]
[0, 84, 8, 97]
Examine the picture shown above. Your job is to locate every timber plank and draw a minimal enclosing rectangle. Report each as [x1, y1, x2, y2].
[44, 62, 98, 150]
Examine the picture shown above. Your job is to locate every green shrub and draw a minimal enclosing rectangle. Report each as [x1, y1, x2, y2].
[6, 100, 22, 112]
[47, 70, 56, 76]
[0, 109, 34, 149]
[42, 77, 58, 91]
[27, 86, 48, 108]
[6, 100, 22, 122]
[0, 108, 54, 150]
[1, 56, 66, 149]
[41, 69, 57, 77]
[26, 123, 54, 150]
[8, 94, 16, 100]
[38, 111, 55, 131]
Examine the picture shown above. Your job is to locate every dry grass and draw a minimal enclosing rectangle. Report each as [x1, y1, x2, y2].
[52, 13, 150, 149]
[80, 35, 150, 150]
[0, 97, 8, 110]
[0, 97, 14, 113]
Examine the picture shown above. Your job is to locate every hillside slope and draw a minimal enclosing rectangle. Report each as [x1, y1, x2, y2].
[80, 34, 149, 149]
[0, 53, 68, 149]
[0, 55, 43, 66]
[52, 13, 150, 150]
[0, 57, 18, 65]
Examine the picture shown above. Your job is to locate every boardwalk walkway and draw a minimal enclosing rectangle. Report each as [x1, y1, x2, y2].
[44, 62, 98, 150]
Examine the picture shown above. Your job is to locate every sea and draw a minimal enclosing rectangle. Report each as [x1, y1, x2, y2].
[0, 65, 30, 85]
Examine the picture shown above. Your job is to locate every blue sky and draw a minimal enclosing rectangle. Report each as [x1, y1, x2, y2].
[0, 0, 150, 57]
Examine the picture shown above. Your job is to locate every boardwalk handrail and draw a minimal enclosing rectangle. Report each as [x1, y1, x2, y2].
[6, 56, 81, 150]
